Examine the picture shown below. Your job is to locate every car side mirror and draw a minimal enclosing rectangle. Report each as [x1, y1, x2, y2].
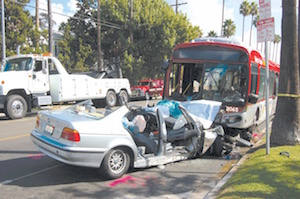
[248, 93, 258, 104]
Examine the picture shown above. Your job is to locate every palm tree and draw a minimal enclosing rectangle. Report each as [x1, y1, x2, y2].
[207, 30, 218, 37]
[222, 19, 236, 38]
[239, 0, 251, 42]
[249, 1, 258, 46]
[271, 0, 300, 146]
[273, 34, 281, 63]
[253, 15, 260, 50]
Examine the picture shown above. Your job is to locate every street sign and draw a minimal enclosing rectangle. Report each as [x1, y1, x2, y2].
[259, 0, 271, 19]
[257, 17, 275, 42]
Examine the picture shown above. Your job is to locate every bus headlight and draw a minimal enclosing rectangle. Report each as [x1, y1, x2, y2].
[222, 115, 242, 124]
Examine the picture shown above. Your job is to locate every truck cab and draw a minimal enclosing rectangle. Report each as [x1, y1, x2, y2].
[130, 79, 164, 100]
[0, 54, 53, 119]
[0, 53, 131, 119]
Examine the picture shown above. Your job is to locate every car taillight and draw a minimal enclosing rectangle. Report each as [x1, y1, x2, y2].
[61, 128, 80, 142]
[35, 115, 40, 129]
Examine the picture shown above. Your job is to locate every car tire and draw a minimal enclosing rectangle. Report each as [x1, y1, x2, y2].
[4, 94, 27, 119]
[105, 90, 117, 107]
[100, 148, 130, 179]
[118, 90, 129, 105]
[211, 135, 223, 157]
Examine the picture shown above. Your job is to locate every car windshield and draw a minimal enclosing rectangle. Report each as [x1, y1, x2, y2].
[168, 62, 248, 106]
[67, 100, 106, 120]
[4, 58, 33, 71]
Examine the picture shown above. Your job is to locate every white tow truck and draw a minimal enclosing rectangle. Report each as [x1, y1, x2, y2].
[0, 53, 131, 119]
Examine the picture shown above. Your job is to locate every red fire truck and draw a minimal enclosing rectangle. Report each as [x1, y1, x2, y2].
[130, 79, 164, 100]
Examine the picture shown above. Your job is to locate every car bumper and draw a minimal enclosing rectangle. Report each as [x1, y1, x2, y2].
[130, 89, 145, 98]
[31, 130, 107, 168]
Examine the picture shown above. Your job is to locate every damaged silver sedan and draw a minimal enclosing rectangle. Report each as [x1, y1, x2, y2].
[31, 99, 224, 179]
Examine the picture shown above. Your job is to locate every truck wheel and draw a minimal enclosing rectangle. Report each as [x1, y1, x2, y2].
[4, 95, 28, 119]
[99, 148, 130, 179]
[106, 90, 117, 107]
[118, 90, 129, 105]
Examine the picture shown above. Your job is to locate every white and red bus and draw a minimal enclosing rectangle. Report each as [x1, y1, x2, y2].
[162, 37, 280, 140]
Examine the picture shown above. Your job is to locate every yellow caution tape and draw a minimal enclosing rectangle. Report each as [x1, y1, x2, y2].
[278, 93, 300, 98]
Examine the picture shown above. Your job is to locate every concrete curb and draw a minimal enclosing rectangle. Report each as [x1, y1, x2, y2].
[203, 139, 264, 199]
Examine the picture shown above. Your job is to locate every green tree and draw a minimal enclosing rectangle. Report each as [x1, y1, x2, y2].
[207, 30, 218, 37]
[222, 19, 236, 38]
[58, 0, 201, 82]
[271, 0, 300, 145]
[239, 0, 251, 42]
[273, 34, 281, 62]
[249, 1, 258, 46]
[0, 0, 38, 59]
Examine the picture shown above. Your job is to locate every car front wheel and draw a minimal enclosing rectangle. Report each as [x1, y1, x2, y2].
[100, 148, 130, 179]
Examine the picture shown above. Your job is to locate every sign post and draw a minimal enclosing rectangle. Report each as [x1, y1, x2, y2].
[258, 0, 274, 155]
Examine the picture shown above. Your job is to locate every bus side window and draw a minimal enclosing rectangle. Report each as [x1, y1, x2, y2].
[258, 67, 266, 100]
[250, 64, 258, 94]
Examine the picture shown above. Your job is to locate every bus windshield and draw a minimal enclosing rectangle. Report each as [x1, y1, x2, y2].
[4, 58, 33, 71]
[168, 62, 248, 106]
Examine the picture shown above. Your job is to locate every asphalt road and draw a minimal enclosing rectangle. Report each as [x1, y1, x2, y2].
[0, 99, 244, 199]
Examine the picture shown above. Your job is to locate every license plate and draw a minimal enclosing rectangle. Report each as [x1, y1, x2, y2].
[45, 125, 54, 135]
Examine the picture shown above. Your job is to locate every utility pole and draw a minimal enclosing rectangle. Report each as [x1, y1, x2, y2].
[129, 0, 133, 49]
[1, 0, 6, 64]
[171, 0, 187, 14]
[97, 0, 102, 71]
[47, 0, 53, 54]
[36, 0, 39, 30]
[221, 0, 224, 37]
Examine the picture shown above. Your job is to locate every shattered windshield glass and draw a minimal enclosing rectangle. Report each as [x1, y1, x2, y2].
[201, 64, 248, 105]
[168, 63, 248, 106]
[67, 100, 105, 120]
[4, 58, 33, 71]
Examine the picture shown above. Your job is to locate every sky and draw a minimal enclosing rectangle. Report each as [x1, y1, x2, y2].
[28, 0, 282, 63]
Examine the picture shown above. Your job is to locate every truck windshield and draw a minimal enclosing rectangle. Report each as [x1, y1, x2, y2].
[168, 62, 248, 106]
[4, 58, 33, 71]
[139, 81, 150, 86]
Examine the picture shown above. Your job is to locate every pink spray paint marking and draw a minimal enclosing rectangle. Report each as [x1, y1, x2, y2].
[107, 175, 160, 188]
[28, 153, 45, 160]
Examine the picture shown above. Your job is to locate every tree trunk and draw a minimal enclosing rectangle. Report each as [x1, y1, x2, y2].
[299, 0, 300, 91]
[271, 0, 300, 146]
[249, 16, 253, 46]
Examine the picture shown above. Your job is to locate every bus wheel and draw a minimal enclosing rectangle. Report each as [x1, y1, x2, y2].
[4, 94, 28, 119]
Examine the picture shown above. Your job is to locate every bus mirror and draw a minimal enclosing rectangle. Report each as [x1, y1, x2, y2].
[161, 60, 169, 71]
[248, 93, 258, 104]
